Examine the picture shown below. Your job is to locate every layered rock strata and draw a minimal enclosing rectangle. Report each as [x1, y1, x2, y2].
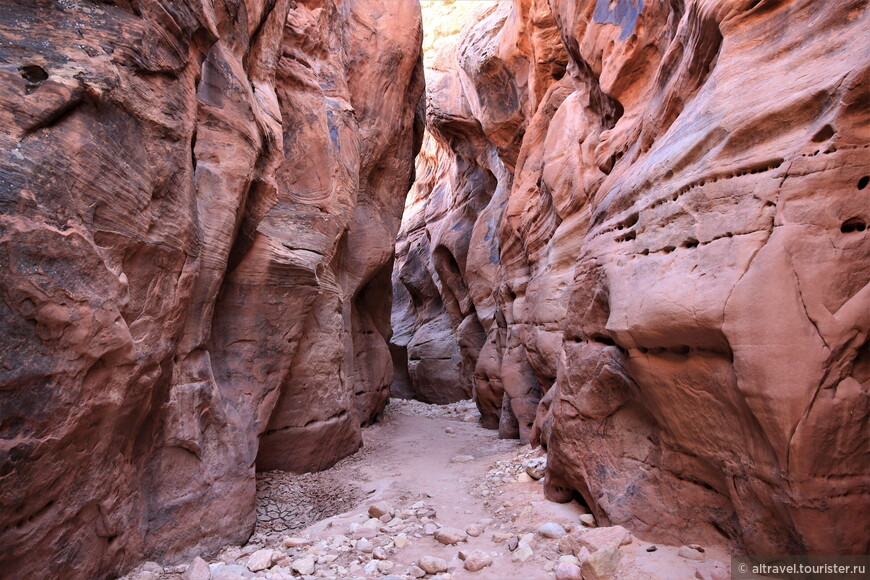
[0, 1, 422, 578]
[394, 0, 870, 556]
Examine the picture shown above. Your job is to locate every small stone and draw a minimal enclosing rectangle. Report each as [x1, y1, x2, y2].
[450, 455, 475, 463]
[555, 562, 583, 580]
[579, 514, 596, 527]
[538, 522, 568, 539]
[559, 555, 579, 565]
[247, 549, 275, 572]
[463, 551, 493, 572]
[379, 513, 392, 523]
[678, 546, 706, 561]
[465, 524, 483, 537]
[368, 502, 393, 519]
[377, 560, 394, 573]
[462, 414, 478, 423]
[445, 427, 455, 434]
[184, 557, 211, 580]
[525, 458, 546, 480]
[581, 546, 621, 580]
[519, 533, 535, 548]
[210, 564, 250, 580]
[646, 545, 657, 552]
[364, 560, 380, 575]
[435, 527, 466, 545]
[516, 472, 534, 483]
[574, 525, 633, 552]
[446, 556, 463, 571]
[423, 523, 439, 536]
[283, 537, 311, 548]
[457, 550, 469, 561]
[492, 533, 513, 544]
[292, 557, 316, 575]
[142, 562, 163, 574]
[418, 556, 448, 575]
[408, 565, 426, 578]
[507, 536, 519, 551]
[511, 545, 533, 563]
[394, 534, 410, 549]
[355, 538, 374, 553]
[372, 547, 387, 560]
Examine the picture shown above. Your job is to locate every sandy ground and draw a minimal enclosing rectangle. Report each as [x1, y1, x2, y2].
[123, 400, 731, 580]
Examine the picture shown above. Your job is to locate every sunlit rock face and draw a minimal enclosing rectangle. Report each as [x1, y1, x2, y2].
[0, 1, 422, 578]
[396, 0, 869, 555]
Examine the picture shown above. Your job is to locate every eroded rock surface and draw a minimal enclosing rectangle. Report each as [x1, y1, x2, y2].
[395, 0, 870, 555]
[0, 1, 422, 578]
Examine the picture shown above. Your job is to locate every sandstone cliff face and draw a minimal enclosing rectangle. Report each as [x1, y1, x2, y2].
[0, 1, 422, 578]
[396, 0, 870, 555]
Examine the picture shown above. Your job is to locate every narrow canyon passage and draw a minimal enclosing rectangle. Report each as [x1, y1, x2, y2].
[1, 0, 868, 579]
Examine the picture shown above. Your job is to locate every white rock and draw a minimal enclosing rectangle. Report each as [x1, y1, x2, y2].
[423, 523, 438, 536]
[377, 560, 394, 573]
[555, 562, 583, 580]
[247, 549, 275, 572]
[435, 527, 467, 545]
[579, 514, 596, 527]
[465, 524, 484, 537]
[418, 556, 448, 574]
[184, 557, 211, 580]
[463, 551, 493, 572]
[511, 545, 534, 563]
[355, 538, 373, 553]
[581, 546, 621, 580]
[408, 565, 426, 578]
[283, 537, 310, 548]
[519, 533, 535, 548]
[292, 557, 316, 575]
[368, 502, 393, 519]
[538, 522, 568, 539]
[372, 547, 387, 560]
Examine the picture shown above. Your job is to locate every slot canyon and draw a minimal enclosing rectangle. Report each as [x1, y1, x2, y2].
[0, 0, 868, 579]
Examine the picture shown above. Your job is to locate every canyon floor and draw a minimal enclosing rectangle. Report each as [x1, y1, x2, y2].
[122, 401, 732, 580]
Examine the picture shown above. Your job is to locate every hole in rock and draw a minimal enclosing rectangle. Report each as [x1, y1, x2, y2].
[841, 218, 866, 234]
[811, 124, 835, 143]
[859, 176, 869, 190]
[19, 64, 48, 85]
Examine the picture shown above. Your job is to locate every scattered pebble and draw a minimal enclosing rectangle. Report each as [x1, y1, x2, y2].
[418, 555, 448, 574]
[511, 545, 534, 563]
[538, 522, 568, 539]
[463, 551, 493, 572]
[434, 527, 466, 545]
[246, 549, 274, 572]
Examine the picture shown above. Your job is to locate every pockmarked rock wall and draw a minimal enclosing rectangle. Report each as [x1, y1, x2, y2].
[394, 0, 870, 555]
[0, 1, 422, 578]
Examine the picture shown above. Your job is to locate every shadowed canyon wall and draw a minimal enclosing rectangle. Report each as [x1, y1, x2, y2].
[393, 0, 870, 556]
[0, 1, 422, 578]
